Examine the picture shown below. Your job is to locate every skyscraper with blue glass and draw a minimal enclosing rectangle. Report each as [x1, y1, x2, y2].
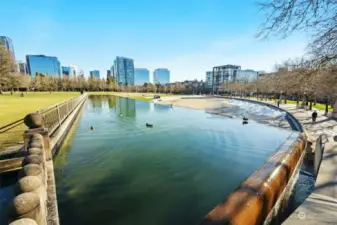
[62, 66, 70, 75]
[90, 70, 100, 78]
[113, 56, 134, 86]
[153, 68, 170, 84]
[26, 55, 62, 78]
[134, 68, 150, 85]
[0, 36, 15, 60]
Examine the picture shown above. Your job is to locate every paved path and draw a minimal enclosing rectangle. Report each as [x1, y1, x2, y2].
[252, 100, 336, 142]
[250, 99, 337, 224]
[283, 142, 337, 224]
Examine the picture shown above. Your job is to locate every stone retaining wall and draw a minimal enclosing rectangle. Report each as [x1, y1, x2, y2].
[7, 133, 48, 225]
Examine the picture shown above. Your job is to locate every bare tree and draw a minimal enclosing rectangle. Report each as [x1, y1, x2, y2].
[47, 76, 58, 91]
[258, 0, 337, 66]
[0, 46, 15, 92]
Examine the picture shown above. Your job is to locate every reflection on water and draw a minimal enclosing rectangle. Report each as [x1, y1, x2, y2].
[54, 96, 295, 225]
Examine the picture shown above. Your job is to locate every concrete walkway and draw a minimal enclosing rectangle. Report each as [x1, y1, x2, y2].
[249, 100, 337, 224]
[254, 100, 336, 142]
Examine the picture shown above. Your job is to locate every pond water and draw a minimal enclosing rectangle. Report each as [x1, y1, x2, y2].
[54, 95, 295, 225]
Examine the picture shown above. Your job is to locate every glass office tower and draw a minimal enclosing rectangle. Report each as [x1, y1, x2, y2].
[0, 36, 15, 60]
[113, 56, 134, 86]
[134, 68, 150, 85]
[90, 70, 100, 78]
[153, 68, 170, 84]
[26, 55, 61, 78]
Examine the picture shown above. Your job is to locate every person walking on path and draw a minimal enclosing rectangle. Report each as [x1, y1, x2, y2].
[277, 99, 281, 108]
[312, 111, 318, 123]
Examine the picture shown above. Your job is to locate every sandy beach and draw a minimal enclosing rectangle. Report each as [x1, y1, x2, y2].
[158, 96, 230, 110]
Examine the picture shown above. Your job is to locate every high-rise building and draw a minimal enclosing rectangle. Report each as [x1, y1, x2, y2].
[69, 64, 79, 78]
[0, 36, 15, 60]
[62, 65, 79, 79]
[110, 66, 115, 77]
[90, 70, 100, 78]
[16, 61, 27, 74]
[208, 65, 259, 92]
[134, 68, 150, 85]
[106, 70, 113, 82]
[206, 71, 213, 88]
[62, 66, 70, 75]
[113, 56, 134, 86]
[26, 55, 62, 78]
[236, 69, 259, 82]
[153, 68, 170, 84]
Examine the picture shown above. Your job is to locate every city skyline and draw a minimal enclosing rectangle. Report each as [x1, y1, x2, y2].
[1, 0, 309, 82]
[2, 36, 264, 86]
[3, 36, 174, 83]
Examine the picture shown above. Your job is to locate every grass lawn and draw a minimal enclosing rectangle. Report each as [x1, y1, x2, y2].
[250, 97, 333, 112]
[285, 100, 333, 112]
[0, 92, 80, 126]
[88, 92, 176, 102]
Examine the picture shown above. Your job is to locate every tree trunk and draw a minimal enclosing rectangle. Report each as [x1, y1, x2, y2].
[301, 95, 306, 107]
[284, 92, 287, 104]
[309, 99, 313, 110]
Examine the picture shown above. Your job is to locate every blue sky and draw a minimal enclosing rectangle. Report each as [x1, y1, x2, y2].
[1, 0, 309, 81]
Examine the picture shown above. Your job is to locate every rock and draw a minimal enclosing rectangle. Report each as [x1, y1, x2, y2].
[23, 113, 45, 129]
[27, 148, 43, 156]
[16, 176, 42, 194]
[19, 165, 43, 178]
[28, 143, 43, 150]
[30, 134, 43, 141]
[9, 218, 38, 225]
[23, 155, 42, 167]
[8, 192, 40, 217]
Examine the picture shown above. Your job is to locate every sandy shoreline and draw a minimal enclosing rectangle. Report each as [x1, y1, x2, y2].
[158, 96, 291, 129]
[158, 96, 230, 110]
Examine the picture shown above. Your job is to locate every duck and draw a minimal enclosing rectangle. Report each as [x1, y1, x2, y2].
[243, 117, 248, 121]
[146, 123, 153, 128]
[242, 121, 248, 125]
[90, 126, 94, 130]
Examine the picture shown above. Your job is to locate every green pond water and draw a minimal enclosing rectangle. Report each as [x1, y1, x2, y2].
[54, 95, 295, 225]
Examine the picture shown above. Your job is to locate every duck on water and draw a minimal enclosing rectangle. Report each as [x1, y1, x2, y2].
[242, 117, 248, 125]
